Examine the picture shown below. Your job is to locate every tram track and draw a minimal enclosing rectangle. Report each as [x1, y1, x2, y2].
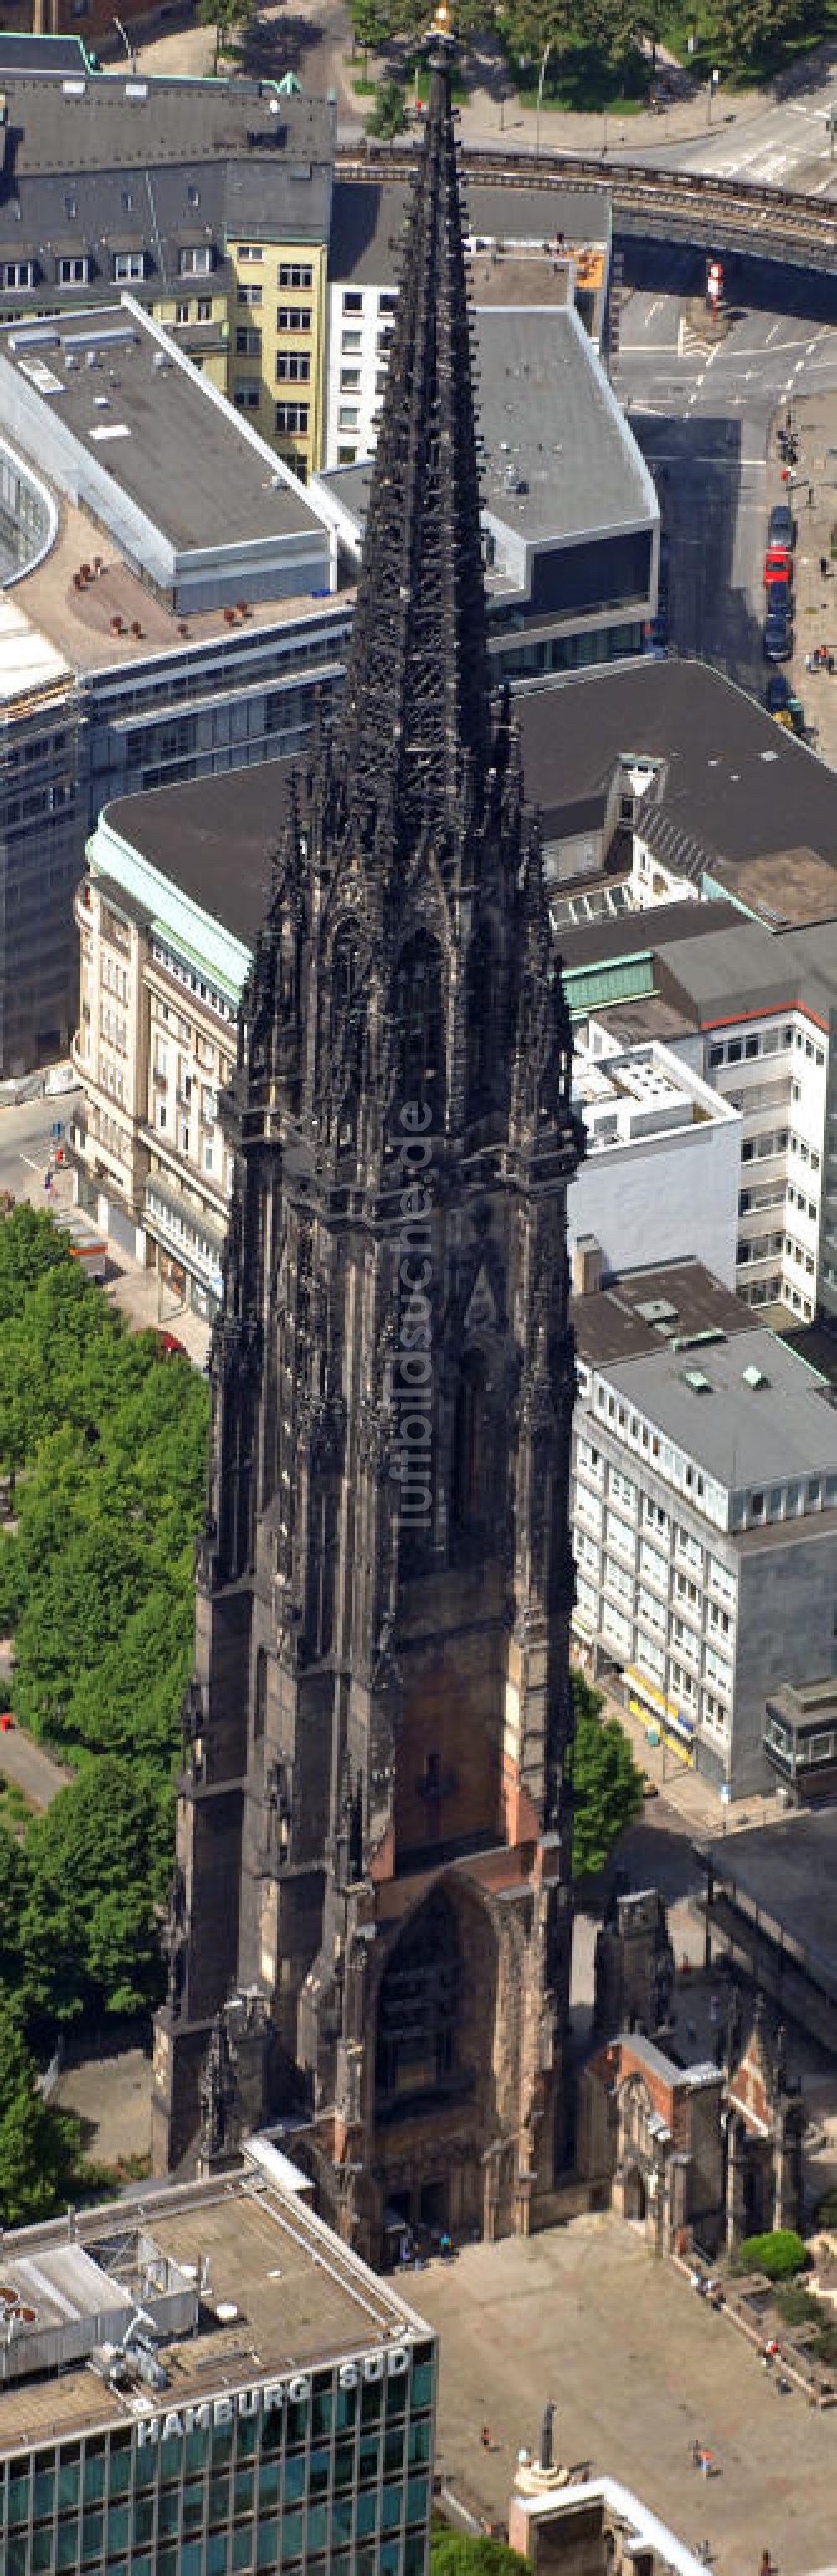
[335, 139, 837, 273]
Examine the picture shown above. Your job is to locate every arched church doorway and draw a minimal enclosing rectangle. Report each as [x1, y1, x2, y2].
[624, 2165, 647, 2223]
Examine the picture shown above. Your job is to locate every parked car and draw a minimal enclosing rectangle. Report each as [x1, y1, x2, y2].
[766, 578, 793, 622]
[764, 547, 793, 588]
[155, 1329, 189, 1357]
[764, 611, 793, 662]
[768, 502, 795, 551]
[1, 1712, 14, 1732]
[765, 670, 791, 712]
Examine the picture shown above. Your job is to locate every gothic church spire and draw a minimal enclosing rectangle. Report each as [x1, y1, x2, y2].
[336, 10, 490, 859]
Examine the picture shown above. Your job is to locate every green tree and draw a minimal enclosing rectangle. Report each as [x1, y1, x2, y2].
[0, 1999, 80, 2227]
[571, 1672, 644, 1876]
[198, 0, 256, 74]
[22, 1758, 175, 2025]
[367, 74, 409, 135]
[430, 2538, 531, 2575]
[349, 0, 396, 67]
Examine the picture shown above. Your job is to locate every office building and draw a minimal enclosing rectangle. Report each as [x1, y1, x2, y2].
[316, 299, 659, 685]
[0, 2158, 436, 2576]
[570, 1258, 837, 1797]
[0, 298, 350, 1074]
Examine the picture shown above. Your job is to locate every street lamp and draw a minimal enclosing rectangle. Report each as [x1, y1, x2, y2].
[113, 16, 136, 71]
[535, 42, 551, 160]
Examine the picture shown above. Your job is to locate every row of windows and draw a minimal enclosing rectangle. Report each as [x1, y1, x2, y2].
[341, 288, 398, 316]
[150, 940, 238, 1024]
[236, 252, 314, 287]
[737, 1232, 814, 1276]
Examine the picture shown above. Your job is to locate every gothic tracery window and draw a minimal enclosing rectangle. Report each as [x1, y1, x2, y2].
[375, 1888, 460, 2112]
[393, 931, 444, 1116]
[450, 1347, 493, 1551]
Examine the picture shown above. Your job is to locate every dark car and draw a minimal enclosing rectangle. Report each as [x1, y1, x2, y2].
[765, 670, 791, 712]
[764, 612, 793, 662]
[768, 503, 795, 552]
[767, 579, 793, 623]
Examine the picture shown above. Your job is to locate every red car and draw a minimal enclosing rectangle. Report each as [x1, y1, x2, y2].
[1, 1712, 14, 1732]
[764, 547, 793, 588]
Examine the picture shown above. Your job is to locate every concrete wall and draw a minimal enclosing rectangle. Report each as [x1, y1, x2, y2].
[567, 1105, 741, 1287]
[732, 1517, 837, 1794]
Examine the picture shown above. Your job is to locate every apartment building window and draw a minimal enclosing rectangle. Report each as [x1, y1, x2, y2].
[341, 329, 362, 352]
[276, 305, 311, 331]
[338, 405, 358, 428]
[236, 326, 262, 357]
[637, 1585, 665, 1637]
[276, 351, 310, 381]
[180, 246, 213, 275]
[197, 297, 212, 321]
[574, 1527, 599, 1574]
[65, 192, 77, 218]
[575, 1484, 603, 1536]
[338, 444, 357, 464]
[609, 1465, 636, 1512]
[675, 1571, 700, 1609]
[575, 1574, 598, 1627]
[238, 244, 263, 262]
[113, 250, 145, 281]
[176, 300, 191, 324]
[637, 1634, 665, 1685]
[643, 1497, 669, 1538]
[379, 290, 398, 314]
[187, 182, 200, 207]
[204, 1142, 214, 1173]
[279, 261, 313, 288]
[2, 261, 33, 289]
[157, 1104, 167, 1131]
[341, 367, 361, 392]
[703, 1693, 727, 1734]
[237, 281, 263, 306]
[234, 378, 261, 410]
[607, 1511, 634, 1562]
[670, 1660, 696, 1706]
[58, 255, 90, 285]
[601, 1599, 631, 1656]
[342, 290, 362, 312]
[704, 1644, 731, 1695]
[603, 1554, 633, 1604]
[275, 402, 310, 434]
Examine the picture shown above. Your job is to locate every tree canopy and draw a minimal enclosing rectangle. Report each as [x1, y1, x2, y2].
[570, 1671, 644, 1876]
[430, 2537, 531, 2575]
[0, 1996, 81, 2230]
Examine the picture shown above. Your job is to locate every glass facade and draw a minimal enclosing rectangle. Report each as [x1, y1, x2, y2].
[0, 2345, 434, 2576]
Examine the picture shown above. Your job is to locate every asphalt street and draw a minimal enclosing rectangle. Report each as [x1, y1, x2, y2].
[610, 69, 837, 196]
[615, 290, 837, 701]
[0, 1090, 79, 1204]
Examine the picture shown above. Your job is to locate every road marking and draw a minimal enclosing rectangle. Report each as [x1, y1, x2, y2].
[766, 321, 781, 345]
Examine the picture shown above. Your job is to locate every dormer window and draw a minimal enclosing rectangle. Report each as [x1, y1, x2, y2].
[58, 254, 90, 286]
[180, 245, 213, 276]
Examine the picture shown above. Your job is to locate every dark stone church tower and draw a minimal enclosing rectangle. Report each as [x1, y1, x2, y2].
[152, 14, 584, 2256]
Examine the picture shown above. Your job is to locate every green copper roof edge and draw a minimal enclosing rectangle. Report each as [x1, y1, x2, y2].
[87, 812, 254, 993]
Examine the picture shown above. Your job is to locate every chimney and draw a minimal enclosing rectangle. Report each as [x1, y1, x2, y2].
[572, 1234, 602, 1298]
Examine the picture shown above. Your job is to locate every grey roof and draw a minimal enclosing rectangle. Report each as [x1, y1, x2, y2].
[477, 305, 655, 543]
[0, 73, 332, 308]
[0, 33, 94, 74]
[319, 309, 655, 562]
[572, 1260, 760, 1366]
[515, 659, 837, 880]
[328, 177, 608, 285]
[618, 2031, 719, 2090]
[0, 308, 320, 551]
[589, 1325, 837, 1493]
[706, 1810, 837, 1988]
[101, 760, 293, 944]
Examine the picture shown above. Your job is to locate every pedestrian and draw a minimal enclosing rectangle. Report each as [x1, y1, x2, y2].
[691, 2436, 702, 2469]
[809, 484, 814, 507]
[759, 2553, 771, 2576]
[820, 553, 829, 582]
[701, 2447, 712, 2477]
[481, 2423, 490, 2450]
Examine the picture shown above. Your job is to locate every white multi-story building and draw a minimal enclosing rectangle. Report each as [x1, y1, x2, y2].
[570, 1259, 837, 1799]
[571, 1027, 741, 1285]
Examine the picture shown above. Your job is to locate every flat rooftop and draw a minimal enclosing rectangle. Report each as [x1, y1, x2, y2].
[0, 69, 332, 178]
[100, 757, 298, 942]
[10, 489, 352, 676]
[319, 308, 654, 556]
[478, 306, 654, 543]
[0, 309, 320, 553]
[0, 592, 70, 705]
[0, 2170, 431, 2460]
[582, 1316, 837, 1494]
[328, 176, 608, 288]
[706, 1809, 837, 1995]
[571, 1259, 759, 1368]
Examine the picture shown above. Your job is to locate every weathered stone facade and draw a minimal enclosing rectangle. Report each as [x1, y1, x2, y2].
[151, 23, 583, 2262]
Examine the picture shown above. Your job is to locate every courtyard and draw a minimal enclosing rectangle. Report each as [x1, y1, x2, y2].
[417, 2213, 837, 2574]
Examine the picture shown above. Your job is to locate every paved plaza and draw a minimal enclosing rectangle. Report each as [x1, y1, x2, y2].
[418, 2214, 837, 2575]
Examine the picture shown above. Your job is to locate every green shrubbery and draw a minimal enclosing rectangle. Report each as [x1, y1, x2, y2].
[739, 2229, 807, 2281]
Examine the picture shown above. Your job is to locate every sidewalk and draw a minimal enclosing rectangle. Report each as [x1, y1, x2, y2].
[772, 392, 837, 772]
[593, 1668, 788, 1840]
[16, 1154, 212, 1372]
